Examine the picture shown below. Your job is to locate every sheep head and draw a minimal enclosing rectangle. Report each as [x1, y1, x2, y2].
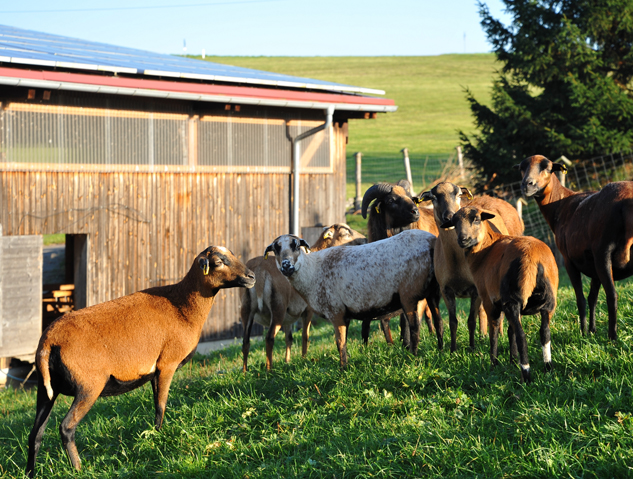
[420, 182, 473, 225]
[361, 181, 420, 227]
[264, 235, 311, 277]
[310, 223, 366, 251]
[196, 246, 255, 290]
[440, 207, 495, 252]
[514, 155, 567, 199]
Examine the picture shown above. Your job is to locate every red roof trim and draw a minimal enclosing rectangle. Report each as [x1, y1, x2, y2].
[0, 67, 395, 107]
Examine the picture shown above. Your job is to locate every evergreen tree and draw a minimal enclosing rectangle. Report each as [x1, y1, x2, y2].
[461, 0, 633, 187]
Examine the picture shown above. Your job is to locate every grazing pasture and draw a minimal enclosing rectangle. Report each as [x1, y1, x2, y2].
[2, 274, 633, 478]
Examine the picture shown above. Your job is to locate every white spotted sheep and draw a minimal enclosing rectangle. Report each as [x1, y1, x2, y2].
[264, 230, 443, 367]
[241, 223, 366, 371]
[26, 246, 255, 477]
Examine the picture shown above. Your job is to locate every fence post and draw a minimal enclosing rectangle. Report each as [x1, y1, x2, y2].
[354, 152, 362, 212]
[456, 145, 465, 178]
[401, 148, 413, 192]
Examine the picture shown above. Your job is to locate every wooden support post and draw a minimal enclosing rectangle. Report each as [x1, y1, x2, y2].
[456, 145, 465, 178]
[401, 148, 413, 193]
[354, 152, 362, 212]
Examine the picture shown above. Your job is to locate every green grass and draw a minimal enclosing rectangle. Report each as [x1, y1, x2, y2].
[199, 55, 499, 197]
[3, 276, 633, 478]
[43, 234, 65, 246]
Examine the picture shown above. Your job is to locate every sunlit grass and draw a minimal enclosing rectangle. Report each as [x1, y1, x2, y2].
[3, 276, 633, 478]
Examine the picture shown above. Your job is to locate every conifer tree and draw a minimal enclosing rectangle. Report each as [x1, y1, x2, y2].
[461, 0, 633, 187]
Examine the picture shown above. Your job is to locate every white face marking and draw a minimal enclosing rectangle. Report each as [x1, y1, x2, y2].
[542, 341, 551, 363]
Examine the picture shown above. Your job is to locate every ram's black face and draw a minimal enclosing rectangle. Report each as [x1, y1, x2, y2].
[382, 186, 420, 228]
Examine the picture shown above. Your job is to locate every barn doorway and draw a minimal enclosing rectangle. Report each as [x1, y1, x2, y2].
[42, 234, 88, 330]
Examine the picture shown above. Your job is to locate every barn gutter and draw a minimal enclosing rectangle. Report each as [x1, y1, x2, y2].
[291, 105, 335, 237]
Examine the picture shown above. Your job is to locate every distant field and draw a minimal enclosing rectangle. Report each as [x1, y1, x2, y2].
[200, 55, 498, 196]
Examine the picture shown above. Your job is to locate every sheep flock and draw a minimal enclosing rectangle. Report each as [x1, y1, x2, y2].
[23, 154, 633, 476]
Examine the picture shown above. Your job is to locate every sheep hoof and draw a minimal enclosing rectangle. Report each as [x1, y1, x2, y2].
[544, 361, 553, 372]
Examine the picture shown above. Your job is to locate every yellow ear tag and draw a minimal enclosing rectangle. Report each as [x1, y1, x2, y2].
[324, 231, 333, 239]
[264, 252, 270, 260]
[561, 165, 568, 174]
[465, 189, 474, 200]
[375, 204, 380, 214]
[203, 264, 210, 275]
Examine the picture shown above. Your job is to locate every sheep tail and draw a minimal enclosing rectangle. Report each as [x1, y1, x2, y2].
[36, 345, 54, 400]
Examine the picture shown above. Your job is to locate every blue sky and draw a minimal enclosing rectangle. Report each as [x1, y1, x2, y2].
[1, 0, 512, 57]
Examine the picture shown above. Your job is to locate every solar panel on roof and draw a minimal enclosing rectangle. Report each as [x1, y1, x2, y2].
[0, 24, 385, 95]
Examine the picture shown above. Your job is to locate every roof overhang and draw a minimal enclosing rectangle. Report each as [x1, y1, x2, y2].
[0, 67, 397, 113]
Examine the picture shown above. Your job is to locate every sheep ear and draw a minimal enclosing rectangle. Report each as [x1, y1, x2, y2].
[551, 163, 568, 174]
[480, 212, 496, 221]
[420, 190, 435, 202]
[323, 229, 334, 240]
[460, 187, 473, 200]
[512, 163, 521, 170]
[198, 257, 210, 275]
[264, 243, 275, 260]
[299, 239, 311, 253]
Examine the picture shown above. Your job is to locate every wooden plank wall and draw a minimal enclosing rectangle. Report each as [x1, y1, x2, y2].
[0, 124, 347, 341]
[0, 235, 42, 358]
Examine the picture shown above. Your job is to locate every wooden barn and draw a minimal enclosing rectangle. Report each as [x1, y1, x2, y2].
[0, 25, 396, 361]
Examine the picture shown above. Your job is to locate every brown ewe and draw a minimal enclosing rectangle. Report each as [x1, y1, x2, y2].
[26, 246, 255, 477]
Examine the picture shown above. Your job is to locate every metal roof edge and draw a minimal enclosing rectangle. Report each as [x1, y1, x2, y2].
[0, 75, 398, 113]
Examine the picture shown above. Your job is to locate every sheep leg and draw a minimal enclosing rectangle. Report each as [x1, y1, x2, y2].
[540, 309, 553, 372]
[420, 300, 435, 334]
[401, 301, 422, 355]
[241, 305, 256, 372]
[283, 325, 293, 363]
[361, 319, 371, 345]
[301, 310, 313, 358]
[467, 295, 481, 351]
[595, 251, 618, 340]
[151, 366, 178, 429]
[504, 302, 531, 383]
[26, 378, 59, 478]
[379, 316, 394, 344]
[507, 322, 518, 363]
[565, 261, 588, 335]
[587, 278, 601, 336]
[331, 316, 349, 368]
[265, 322, 283, 371]
[487, 304, 502, 367]
[399, 313, 411, 349]
[59, 387, 102, 470]
[478, 302, 488, 337]
[442, 288, 459, 353]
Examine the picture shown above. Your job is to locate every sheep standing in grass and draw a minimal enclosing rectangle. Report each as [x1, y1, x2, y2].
[516, 154, 633, 340]
[241, 223, 367, 371]
[264, 230, 443, 367]
[26, 246, 255, 477]
[442, 207, 558, 383]
[361, 180, 438, 344]
[421, 182, 524, 352]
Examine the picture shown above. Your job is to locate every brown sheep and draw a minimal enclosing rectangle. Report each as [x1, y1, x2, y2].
[421, 182, 524, 352]
[241, 223, 367, 371]
[25, 246, 255, 477]
[515, 154, 633, 340]
[442, 206, 558, 383]
[361, 180, 438, 345]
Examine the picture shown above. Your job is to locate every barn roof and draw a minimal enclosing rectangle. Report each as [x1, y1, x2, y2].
[0, 24, 396, 112]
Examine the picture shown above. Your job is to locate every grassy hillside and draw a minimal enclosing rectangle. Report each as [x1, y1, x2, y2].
[202, 55, 497, 158]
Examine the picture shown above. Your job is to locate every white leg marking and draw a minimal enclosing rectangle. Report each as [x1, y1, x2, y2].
[542, 341, 551, 363]
[520, 363, 530, 371]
